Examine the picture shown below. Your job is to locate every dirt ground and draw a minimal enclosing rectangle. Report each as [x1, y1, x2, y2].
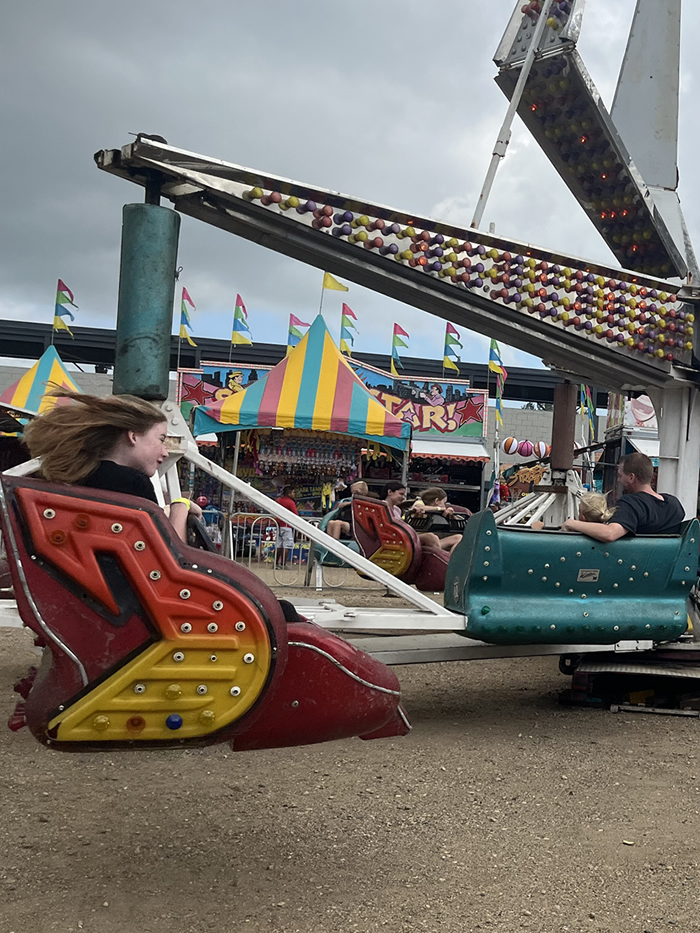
[3, 619, 700, 933]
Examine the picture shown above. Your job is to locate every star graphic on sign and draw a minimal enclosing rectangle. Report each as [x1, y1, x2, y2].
[454, 396, 484, 426]
[180, 375, 216, 406]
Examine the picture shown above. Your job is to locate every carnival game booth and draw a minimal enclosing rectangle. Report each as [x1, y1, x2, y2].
[351, 360, 490, 511]
[191, 317, 411, 559]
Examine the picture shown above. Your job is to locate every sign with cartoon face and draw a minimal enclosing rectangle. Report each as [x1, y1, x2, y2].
[350, 361, 487, 437]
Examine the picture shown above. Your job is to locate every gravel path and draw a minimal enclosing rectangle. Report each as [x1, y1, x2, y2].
[2, 625, 700, 933]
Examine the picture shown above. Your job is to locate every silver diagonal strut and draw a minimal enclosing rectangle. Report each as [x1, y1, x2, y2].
[96, 139, 700, 393]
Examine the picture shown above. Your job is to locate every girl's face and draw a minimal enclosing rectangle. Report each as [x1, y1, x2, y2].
[128, 421, 169, 476]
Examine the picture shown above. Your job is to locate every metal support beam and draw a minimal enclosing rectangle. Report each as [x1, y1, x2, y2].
[648, 384, 700, 515]
[114, 203, 180, 400]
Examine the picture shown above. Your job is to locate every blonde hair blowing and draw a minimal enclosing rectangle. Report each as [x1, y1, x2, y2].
[350, 481, 368, 495]
[578, 491, 616, 523]
[23, 390, 167, 484]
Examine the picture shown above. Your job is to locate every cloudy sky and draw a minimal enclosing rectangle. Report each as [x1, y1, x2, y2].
[2, 0, 698, 371]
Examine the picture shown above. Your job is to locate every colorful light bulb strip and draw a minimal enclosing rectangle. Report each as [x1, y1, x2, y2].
[497, 49, 684, 280]
[239, 185, 693, 367]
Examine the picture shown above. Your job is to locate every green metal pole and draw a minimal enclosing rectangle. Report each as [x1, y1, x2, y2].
[113, 203, 180, 400]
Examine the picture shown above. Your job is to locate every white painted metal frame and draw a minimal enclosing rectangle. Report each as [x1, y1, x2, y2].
[158, 402, 467, 632]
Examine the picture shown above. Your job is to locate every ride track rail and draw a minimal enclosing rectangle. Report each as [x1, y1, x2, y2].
[96, 138, 700, 393]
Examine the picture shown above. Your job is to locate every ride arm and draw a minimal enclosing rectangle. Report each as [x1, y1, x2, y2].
[560, 520, 628, 542]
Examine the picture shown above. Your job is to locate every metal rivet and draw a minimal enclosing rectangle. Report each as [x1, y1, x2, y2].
[583, 612, 589, 618]
[484, 546, 491, 552]
[644, 572, 649, 577]
[230, 686, 241, 696]
[692, 539, 696, 544]
[235, 621, 246, 631]
[614, 625, 619, 631]
[291, 700, 299, 708]
[213, 601, 223, 611]
[179, 589, 191, 599]
[134, 540, 146, 551]
[560, 557, 566, 562]
[210, 655, 218, 662]
[604, 552, 609, 558]
[646, 624, 651, 629]
[544, 563, 550, 569]
[483, 561, 489, 567]
[149, 570, 161, 580]
[597, 589, 602, 594]
[173, 651, 185, 662]
[581, 594, 586, 599]
[243, 653, 255, 664]
[43, 509, 55, 519]
[675, 611, 681, 616]
[568, 588, 574, 594]
[133, 683, 146, 694]
[576, 552, 581, 557]
[207, 568, 213, 574]
[180, 623, 192, 633]
[528, 569, 533, 574]
[542, 576, 547, 581]
[631, 565, 636, 570]
[486, 530, 492, 536]
[111, 523, 123, 533]
[613, 583, 618, 589]
[685, 567, 691, 573]
[207, 622, 218, 633]
[192, 564, 198, 569]
[629, 577, 634, 582]
[618, 559, 623, 565]
[550, 624, 556, 630]
[555, 582, 560, 588]
[482, 576, 488, 581]
[196, 684, 208, 695]
[682, 581, 687, 586]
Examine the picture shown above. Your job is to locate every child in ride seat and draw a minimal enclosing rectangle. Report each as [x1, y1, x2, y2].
[531, 492, 615, 529]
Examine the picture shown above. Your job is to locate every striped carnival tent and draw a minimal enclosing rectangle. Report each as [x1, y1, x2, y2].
[193, 316, 411, 451]
[0, 346, 81, 430]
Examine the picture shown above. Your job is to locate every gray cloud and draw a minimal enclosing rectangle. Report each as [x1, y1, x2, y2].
[2, 0, 697, 372]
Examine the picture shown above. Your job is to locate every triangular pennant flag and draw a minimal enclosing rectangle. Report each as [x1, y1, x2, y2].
[179, 286, 197, 347]
[443, 355, 460, 372]
[231, 294, 253, 346]
[323, 272, 349, 292]
[54, 279, 77, 337]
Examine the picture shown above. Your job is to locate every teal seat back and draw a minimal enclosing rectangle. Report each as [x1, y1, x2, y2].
[444, 509, 698, 645]
[313, 506, 360, 567]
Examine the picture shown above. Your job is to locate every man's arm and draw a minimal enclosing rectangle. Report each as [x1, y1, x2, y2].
[560, 519, 628, 542]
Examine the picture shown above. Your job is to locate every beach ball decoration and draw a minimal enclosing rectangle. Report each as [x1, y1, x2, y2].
[517, 439, 534, 457]
[533, 441, 549, 459]
[502, 436, 519, 455]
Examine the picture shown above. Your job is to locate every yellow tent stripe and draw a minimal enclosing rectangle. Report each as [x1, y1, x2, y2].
[311, 332, 340, 430]
[218, 385, 246, 423]
[276, 329, 307, 427]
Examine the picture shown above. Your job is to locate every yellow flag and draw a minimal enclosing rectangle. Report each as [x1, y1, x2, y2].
[323, 272, 349, 292]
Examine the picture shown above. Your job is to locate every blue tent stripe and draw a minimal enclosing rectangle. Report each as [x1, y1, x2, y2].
[294, 320, 327, 429]
[349, 381, 372, 434]
[237, 374, 269, 425]
[25, 347, 61, 411]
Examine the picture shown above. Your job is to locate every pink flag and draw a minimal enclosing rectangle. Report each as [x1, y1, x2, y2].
[182, 287, 196, 309]
[342, 303, 357, 319]
[393, 323, 410, 337]
[290, 313, 311, 327]
[446, 322, 460, 336]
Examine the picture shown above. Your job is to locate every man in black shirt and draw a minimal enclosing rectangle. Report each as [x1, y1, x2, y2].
[562, 452, 685, 541]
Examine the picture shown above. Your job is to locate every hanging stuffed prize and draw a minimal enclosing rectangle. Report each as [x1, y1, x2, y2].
[502, 436, 519, 455]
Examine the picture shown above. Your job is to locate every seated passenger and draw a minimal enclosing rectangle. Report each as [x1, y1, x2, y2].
[327, 481, 368, 540]
[562, 453, 684, 541]
[22, 391, 201, 542]
[382, 481, 442, 551]
[410, 487, 464, 553]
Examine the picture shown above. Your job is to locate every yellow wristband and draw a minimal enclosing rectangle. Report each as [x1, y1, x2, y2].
[171, 497, 191, 511]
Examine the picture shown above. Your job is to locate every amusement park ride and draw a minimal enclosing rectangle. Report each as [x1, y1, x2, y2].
[3, 0, 700, 753]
